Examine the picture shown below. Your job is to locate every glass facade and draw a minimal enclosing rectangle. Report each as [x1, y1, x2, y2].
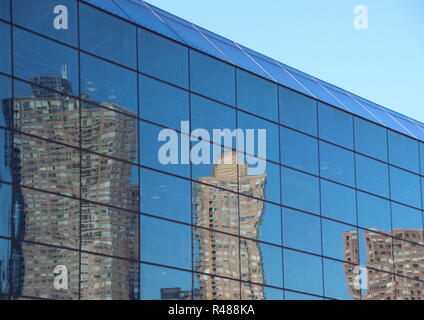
[0, 0, 423, 300]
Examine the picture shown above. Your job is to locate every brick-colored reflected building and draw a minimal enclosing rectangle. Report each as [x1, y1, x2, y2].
[343, 229, 424, 300]
[194, 152, 266, 300]
[6, 76, 139, 299]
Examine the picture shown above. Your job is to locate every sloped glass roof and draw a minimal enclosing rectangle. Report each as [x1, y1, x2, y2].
[83, 0, 424, 141]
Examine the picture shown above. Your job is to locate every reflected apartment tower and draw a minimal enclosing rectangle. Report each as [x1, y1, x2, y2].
[343, 229, 424, 300]
[5, 75, 139, 299]
[194, 152, 266, 300]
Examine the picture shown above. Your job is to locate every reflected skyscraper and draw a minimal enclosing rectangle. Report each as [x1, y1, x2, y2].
[4, 75, 139, 299]
[343, 229, 424, 300]
[194, 152, 266, 300]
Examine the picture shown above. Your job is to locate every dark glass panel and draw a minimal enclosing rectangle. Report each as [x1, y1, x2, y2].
[139, 28, 189, 88]
[354, 117, 388, 161]
[0, 21, 11, 74]
[80, 53, 138, 116]
[190, 50, 235, 106]
[13, 0, 77, 45]
[281, 167, 320, 214]
[280, 87, 317, 136]
[237, 69, 278, 121]
[140, 75, 189, 130]
[318, 102, 353, 148]
[13, 27, 79, 94]
[280, 127, 318, 174]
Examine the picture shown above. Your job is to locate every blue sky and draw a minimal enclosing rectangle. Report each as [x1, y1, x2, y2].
[145, 0, 424, 122]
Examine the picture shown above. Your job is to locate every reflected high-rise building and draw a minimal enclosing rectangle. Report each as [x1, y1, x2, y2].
[343, 229, 424, 300]
[4, 75, 139, 299]
[194, 152, 266, 300]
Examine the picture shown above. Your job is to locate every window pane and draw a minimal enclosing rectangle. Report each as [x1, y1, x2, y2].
[0, 238, 10, 296]
[13, 0, 77, 45]
[281, 167, 320, 214]
[140, 75, 189, 130]
[141, 264, 192, 300]
[357, 192, 391, 233]
[240, 241, 283, 288]
[0, 0, 9, 21]
[283, 249, 323, 296]
[355, 155, 389, 198]
[13, 133, 80, 198]
[79, 253, 139, 300]
[322, 219, 358, 262]
[190, 50, 235, 106]
[321, 180, 357, 225]
[354, 117, 388, 161]
[81, 152, 139, 211]
[0, 75, 11, 127]
[318, 103, 353, 148]
[237, 69, 278, 121]
[280, 87, 317, 136]
[14, 79, 80, 147]
[13, 27, 79, 94]
[320, 141, 355, 186]
[391, 203, 423, 235]
[81, 53, 138, 116]
[191, 94, 236, 149]
[80, 202, 139, 262]
[251, 201, 282, 245]
[283, 208, 321, 254]
[238, 112, 279, 163]
[194, 274, 240, 300]
[281, 127, 318, 174]
[193, 227, 240, 280]
[9, 241, 79, 299]
[0, 182, 12, 238]
[139, 28, 188, 88]
[0, 129, 11, 182]
[323, 258, 355, 300]
[140, 168, 191, 223]
[141, 216, 192, 270]
[388, 130, 419, 173]
[140, 121, 191, 178]
[80, 3, 136, 68]
[0, 21, 11, 74]
[390, 167, 421, 208]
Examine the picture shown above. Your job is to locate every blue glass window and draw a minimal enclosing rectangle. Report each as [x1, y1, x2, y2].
[319, 142, 355, 186]
[355, 155, 389, 198]
[318, 103, 353, 148]
[280, 87, 317, 136]
[0, 21, 11, 75]
[282, 208, 321, 254]
[139, 28, 188, 88]
[283, 249, 323, 296]
[391, 203, 423, 233]
[322, 219, 357, 262]
[281, 167, 320, 214]
[141, 216, 192, 270]
[190, 50, 235, 106]
[12, 0, 77, 45]
[81, 53, 138, 116]
[140, 75, 189, 130]
[141, 264, 192, 300]
[354, 117, 388, 161]
[321, 180, 356, 225]
[0, 182, 12, 237]
[80, 3, 136, 68]
[280, 127, 318, 174]
[238, 112, 279, 163]
[13, 27, 79, 94]
[0, 0, 10, 21]
[237, 69, 278, 121]
[357, 192, 391, 233]
[323, 258, 354, 300]
[388, 130, 419, 173]
[140, 168, 191, 223]
[390, 167, 421, 208]
[0, 75, 11, 127]
[420, 143, 424, 176]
